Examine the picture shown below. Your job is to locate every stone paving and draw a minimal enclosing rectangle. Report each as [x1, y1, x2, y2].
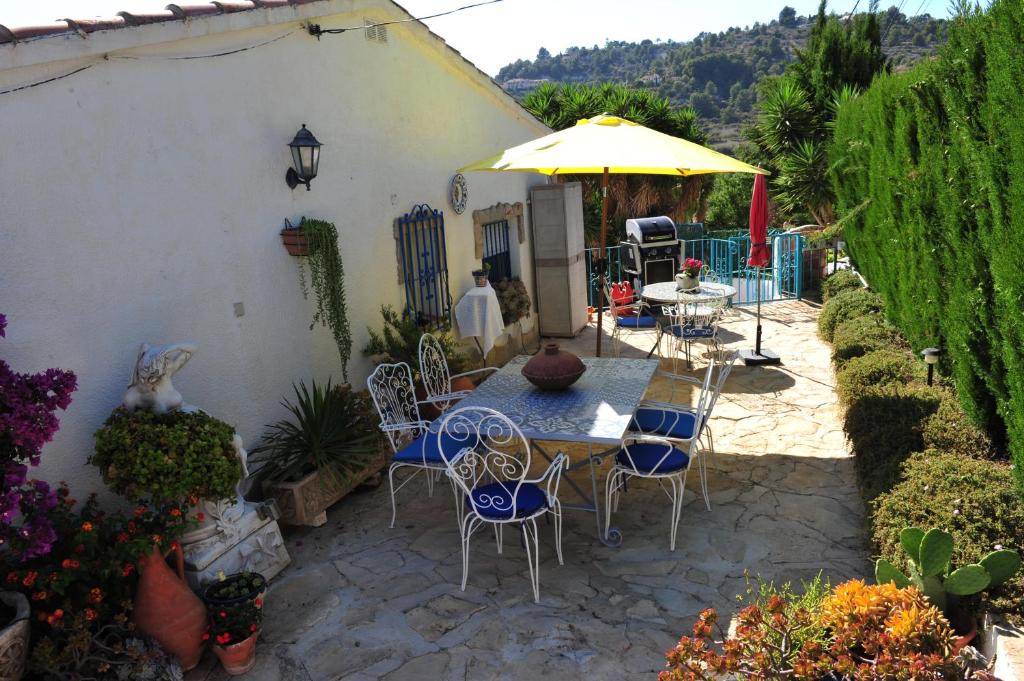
[188, 300, 868, 681]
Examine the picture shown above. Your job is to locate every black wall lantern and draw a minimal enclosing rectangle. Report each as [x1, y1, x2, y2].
[286, 124, 322, 191]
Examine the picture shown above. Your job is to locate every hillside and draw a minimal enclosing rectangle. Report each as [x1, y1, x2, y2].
[497, 6, 948, 151]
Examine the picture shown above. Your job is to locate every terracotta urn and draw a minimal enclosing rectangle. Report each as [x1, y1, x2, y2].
[213, 634, 257, 676]
[522, 343, 586, 391]
[0, 591, 30, 681]
[133, 544, 208, 671]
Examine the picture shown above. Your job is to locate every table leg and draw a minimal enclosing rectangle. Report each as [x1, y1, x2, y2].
[533, 440, 622, 547]
[472, 337, 486, 367]
[646, 325, 663, 359]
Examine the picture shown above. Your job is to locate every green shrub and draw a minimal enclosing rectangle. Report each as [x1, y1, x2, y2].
[835, 349, 920, 405]
[921, 390, 996, 459]
[91, 408, 242, 503]
[872, 451, 1024, 623]
[821, 269, 863, 302]
[831, 316, 905, 367]
[817, 288, 885, 343]
[843, 384, 942, 500]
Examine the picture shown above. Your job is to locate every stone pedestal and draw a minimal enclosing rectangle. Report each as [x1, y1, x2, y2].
[181, 500, 290, 591]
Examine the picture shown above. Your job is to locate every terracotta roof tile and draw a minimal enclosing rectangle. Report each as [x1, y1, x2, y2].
[4, 23, 74, 41]
[211, 1, 258, 12]
[165, 4, 223, 19]
[63, 17, 128, 34]
[116, 10, 179, 26]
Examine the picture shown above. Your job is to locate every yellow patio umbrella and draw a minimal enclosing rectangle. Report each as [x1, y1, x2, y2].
[460, 113, 768, 356]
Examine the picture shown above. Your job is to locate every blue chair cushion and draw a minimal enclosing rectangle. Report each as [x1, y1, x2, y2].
[668, 324, 715, 338]
[617, 315, 658, 329]
[393, 432, 472, 465]
[616, 443, 690, 474]
[629, 408, 697, 439]
[467, 481, 547, 520]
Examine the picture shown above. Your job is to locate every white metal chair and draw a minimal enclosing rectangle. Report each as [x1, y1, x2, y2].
[633, 350, 738, 510]
[603, 283, 658, 357]
[661, 291, 723, 371]
[367, 362, 471, 528]
[418, 333, 497, 413]
[605, 355, 718, 551]
[437, 406, 567, 603]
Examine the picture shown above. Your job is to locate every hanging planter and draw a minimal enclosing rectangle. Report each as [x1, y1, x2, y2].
[280, 218, 309, 257]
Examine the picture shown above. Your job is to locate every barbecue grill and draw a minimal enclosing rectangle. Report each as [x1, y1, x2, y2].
[620, 216, 680, 287]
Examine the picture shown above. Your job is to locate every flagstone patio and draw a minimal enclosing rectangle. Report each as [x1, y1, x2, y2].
[188, 300, 868, 681]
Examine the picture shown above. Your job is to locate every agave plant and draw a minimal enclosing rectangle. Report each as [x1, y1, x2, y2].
[875, 526, 1021, 615]
[250, 380, 381, 485]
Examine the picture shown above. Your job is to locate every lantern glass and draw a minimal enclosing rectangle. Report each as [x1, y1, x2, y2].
[287, 124, 322, 188]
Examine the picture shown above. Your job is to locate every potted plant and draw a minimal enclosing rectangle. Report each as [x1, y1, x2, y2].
[875, 526, 1022, 648]
[279, 217, 309, 256]
[203, 572, 265, 676]
[676, 257, 702, 291]
[493, 277, 532, 325]
[471, 262, 491, 287]
[251, 381, 386, 527]
[295, 218, 353, 381]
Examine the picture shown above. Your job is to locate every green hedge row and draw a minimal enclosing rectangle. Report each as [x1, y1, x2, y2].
[830, 0, 1024, 491]
[819, 271, 1022, 621]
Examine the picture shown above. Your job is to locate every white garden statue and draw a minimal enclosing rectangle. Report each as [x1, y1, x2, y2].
[123, 341, 197, 414]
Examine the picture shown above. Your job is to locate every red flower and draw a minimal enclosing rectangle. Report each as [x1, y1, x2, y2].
[31, 591, 47, 601]
[88, 587, 103, 604]
[5, 572, 17, 584]
[84, 608, 97, 621]
[22, 571, 38, 587]
[170, 508, 182, 517]
[53, 608, 64, 619]
[127, 521, 137, 533]
[250, 623, 258, 633]
[201, 632, 210, 641]
[151, 534, 162, 545]
[134, 506, 147, 518]
[254, 597, 263, 608]
[189, 495, 199, 506]
[61, 559, 80, 570]
[216, 633, 231, 645]
[122, 563, 135, 576]
[195, 512, 205, 522]
[81, 521, 93, 532]
[219, 611, 227, 618]
[117, 532, 129, 543]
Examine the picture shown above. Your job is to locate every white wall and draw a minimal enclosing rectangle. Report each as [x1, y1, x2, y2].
[0, 1, 548, 495]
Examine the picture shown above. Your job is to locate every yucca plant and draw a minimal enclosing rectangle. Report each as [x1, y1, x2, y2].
[250, 380, 381, 485]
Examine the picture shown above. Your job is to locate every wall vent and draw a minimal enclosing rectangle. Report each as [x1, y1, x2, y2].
[364, 19, 388, 44]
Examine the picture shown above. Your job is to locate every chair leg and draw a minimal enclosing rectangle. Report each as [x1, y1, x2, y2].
[551, 502, 564, 566]
[450, 476, 464, 529]
[604, 468, 621, 537]
[523, 518, 541, 603]
[387, 463, 400, 529]
[461, 514, 481, 592]
[425, 465, 435, 498]
[669, 470, 689, 552]
[494, 523, 503, 555]
[696, 451, 710, 511]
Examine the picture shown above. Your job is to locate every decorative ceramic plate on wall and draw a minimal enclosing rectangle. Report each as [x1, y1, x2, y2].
[449, 173, 468, 214]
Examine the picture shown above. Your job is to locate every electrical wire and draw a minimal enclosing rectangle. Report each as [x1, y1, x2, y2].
[110, 29, 296, 60]
[0, 63, 94, 96]
[308, 0, 504, 37]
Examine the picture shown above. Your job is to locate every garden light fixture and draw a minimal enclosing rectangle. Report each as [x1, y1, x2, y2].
[921, 347, 940, 386]
[286, 124, 322, 191]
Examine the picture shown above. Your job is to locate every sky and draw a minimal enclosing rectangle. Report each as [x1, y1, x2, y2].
[1, 0, 953, 76]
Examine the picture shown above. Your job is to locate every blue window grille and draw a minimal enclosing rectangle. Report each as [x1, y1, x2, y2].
[396, 204, 452, 327]
[482, 220, 512, 283]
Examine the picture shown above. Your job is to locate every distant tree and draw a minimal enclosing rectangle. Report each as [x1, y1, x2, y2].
[536, 47, 551, 60]
[779, 6, 798, 26]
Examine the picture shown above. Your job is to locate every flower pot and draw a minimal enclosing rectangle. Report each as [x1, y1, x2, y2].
[203, 573, 267, 609]
[0, 591, 30, 681]
[949, 608, 978, 653]
[676, 273, 699, 291]
[133, 544, 208, 672]
[280, 228, 309, 256]
[521, 343, 586, 391]
[264, 449, 389, 527]
[473, 274, 488, 287]
[213, 634, 257, 676]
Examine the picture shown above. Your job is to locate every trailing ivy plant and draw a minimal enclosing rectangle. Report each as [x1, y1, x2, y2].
[298, 218, 352, 381]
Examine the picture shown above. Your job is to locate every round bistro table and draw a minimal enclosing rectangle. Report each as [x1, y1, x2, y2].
[640, 281, 737, 358]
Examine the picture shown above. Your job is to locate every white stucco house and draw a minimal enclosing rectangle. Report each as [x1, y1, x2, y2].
[0, 0, 549, 494]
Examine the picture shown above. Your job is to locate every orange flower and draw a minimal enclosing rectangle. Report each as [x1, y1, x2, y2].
[32, 591, 48, 601]
[61, 559, 80, 569]
[170, 508, 182, 517]
[84, 608, 98, 621]
[81, 521, 93, 532]
[189, 495, 199, 506]
[151, 534, 162, 545]
[88, 587, 103, 604]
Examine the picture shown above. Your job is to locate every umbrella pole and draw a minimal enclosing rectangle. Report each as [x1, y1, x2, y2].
[595, 167, 609, 358]
[741, 249, 781, 366]
[755, 266, 762, 355]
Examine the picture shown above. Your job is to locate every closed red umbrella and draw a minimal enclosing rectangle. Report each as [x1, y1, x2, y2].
[741, 174, 780, 365]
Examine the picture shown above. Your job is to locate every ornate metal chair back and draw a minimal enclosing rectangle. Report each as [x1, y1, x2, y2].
[366, 362, 423, 453]
[418, 333, 453, 407]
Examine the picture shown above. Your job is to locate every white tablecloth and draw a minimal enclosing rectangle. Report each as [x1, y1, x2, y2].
[454, 284, 505, 356]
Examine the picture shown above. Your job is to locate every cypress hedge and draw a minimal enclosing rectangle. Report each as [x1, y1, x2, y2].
[830, 0, 1024, 490]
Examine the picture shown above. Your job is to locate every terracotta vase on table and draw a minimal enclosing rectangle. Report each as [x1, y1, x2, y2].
[132, 543, 208, 671]
[521, 343, 586, 391]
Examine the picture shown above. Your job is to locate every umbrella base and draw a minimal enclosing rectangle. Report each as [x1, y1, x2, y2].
[740, 348, 781, 366]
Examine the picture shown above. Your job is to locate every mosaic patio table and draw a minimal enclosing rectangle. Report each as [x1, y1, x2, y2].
[450, 355, 660, 547]
[640, 281, 736, 358]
